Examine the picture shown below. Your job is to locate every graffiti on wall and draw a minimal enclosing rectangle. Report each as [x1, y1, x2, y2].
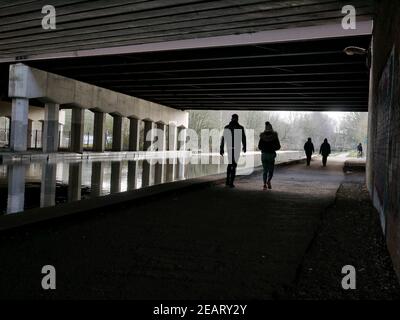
[375, 46, 396, 231]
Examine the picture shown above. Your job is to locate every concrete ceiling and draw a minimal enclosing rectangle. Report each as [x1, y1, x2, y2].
[20, 34, 370, 111]
[0, 0, 374, 61]
[0, 0, 374, 111]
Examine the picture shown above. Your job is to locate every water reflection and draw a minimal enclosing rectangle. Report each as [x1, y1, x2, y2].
[7, 164, 25, 214]
[0, 152, 304, 215]
[68, 162, 82, 202]
[40, 163, 57, 207]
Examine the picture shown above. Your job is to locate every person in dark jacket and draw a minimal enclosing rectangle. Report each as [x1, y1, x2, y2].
[258, 121, 281, 190]
[319, 138, 331, 167]
[220, 114, 247, 188]
[304, 138, 315, 166]
[357, 143, 363, 157]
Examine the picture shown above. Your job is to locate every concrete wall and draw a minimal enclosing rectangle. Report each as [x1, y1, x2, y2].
[368, 0, 400, 279]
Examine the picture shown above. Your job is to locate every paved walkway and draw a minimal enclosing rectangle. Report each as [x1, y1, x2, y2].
[0, 157, 397, 299]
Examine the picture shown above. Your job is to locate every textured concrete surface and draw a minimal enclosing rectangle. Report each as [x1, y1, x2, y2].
[0, 157, 397, 299]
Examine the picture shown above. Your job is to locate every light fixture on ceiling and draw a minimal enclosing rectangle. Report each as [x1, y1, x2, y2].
[343, 46, 368, 56]
[343, 46, 371, 69]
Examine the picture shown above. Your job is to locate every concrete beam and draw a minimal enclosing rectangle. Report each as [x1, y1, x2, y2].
[8, 64, 189, 127]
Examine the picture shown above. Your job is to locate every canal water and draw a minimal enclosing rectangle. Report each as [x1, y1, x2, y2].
[0, 151, 304, 215]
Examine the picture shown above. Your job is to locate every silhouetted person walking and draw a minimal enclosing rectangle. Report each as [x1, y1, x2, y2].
[319, 138, 331, 167]
[357, 143, 363, 157]
[220, 114, 246, 188]
[304, 137, 315, 166]
[258, 122, 281, 190]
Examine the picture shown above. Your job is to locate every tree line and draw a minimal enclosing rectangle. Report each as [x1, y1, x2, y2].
[188, 110, 368, 152]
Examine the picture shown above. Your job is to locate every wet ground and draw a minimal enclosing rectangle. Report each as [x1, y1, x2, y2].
[0, 156, 398, 299]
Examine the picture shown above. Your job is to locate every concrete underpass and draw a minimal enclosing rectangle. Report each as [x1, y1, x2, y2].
[0, 0, 400, 300]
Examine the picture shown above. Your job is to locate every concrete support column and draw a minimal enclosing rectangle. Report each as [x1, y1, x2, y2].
[112, 115, 123, 151]
[91, 162, 104, 197]
[7, 164, 26, 214]
[168, 124, 177, 151]
[110, 162, 122, 193]
[40, 163, 57, 207]
[68, 162, 82, 202]
[27, 119, 33, 149]
[127, 160, 138, 190]
[156, 122, 166, 151]
[128, 118, 140, 151]
[70, 108, 85, 153]
[10, 98, 29, 152]
[42, 103, 60, 153]
[143, 120, 154, 151]
[177, 126, 187, 151]
[93, 112, 106, 152]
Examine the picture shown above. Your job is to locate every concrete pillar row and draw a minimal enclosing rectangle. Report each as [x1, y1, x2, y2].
[93, 111, 106, 152]
[10, 98, 29, 152]
[70, 108, 85, 153]
[112, 115, 123, 151]
[128, 118, 140, 151]
[42, 103, 60, 153]
[143, 119, 154, 151]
